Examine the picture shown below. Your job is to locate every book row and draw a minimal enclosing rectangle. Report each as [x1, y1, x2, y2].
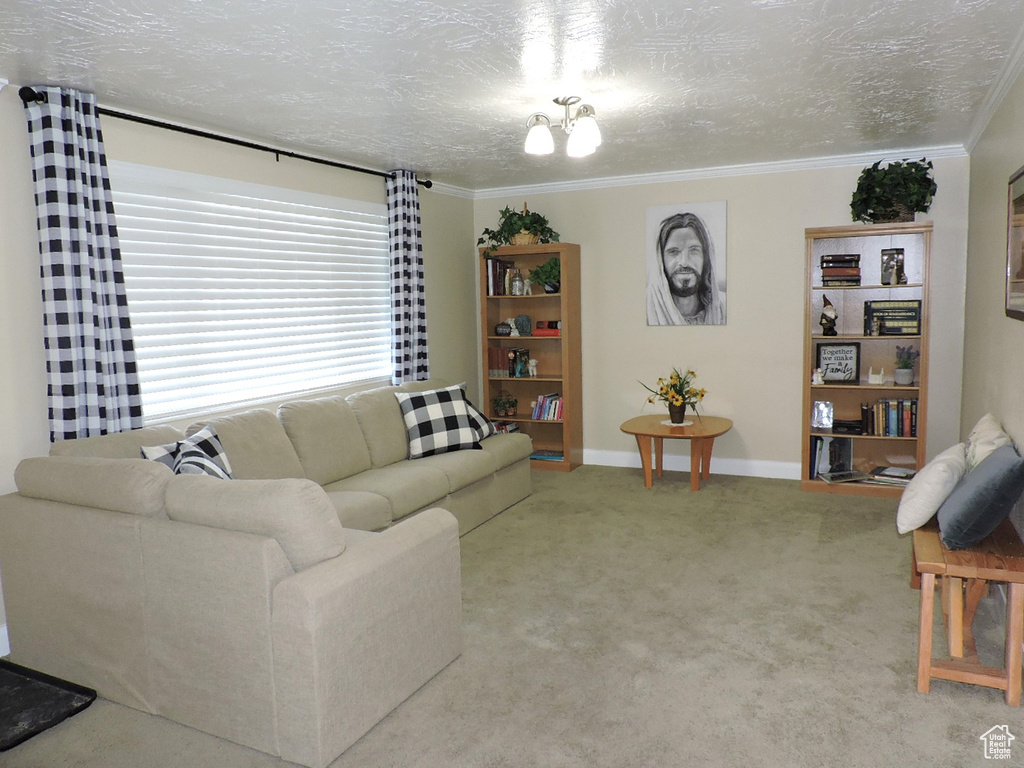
[531, 393, 563, 421]
[487, 347, 533, 378]
[861, 398, 918, 437]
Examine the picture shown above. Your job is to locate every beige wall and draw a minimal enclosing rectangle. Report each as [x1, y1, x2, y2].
[964, 67, 1024, 445]
[475, 157, 970, 476]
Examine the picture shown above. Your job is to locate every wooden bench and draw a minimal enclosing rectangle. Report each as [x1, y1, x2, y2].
[912, 517, 1024, 705]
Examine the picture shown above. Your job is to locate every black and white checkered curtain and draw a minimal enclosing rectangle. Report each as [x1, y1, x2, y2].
[387, 169, 429, 384]
[23, 86, 143, 441]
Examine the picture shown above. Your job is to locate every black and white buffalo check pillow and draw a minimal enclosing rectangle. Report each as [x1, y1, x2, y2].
[141, 425, 234, 479]
[464, 394, 497, 440]
[394, 385, 483, 459]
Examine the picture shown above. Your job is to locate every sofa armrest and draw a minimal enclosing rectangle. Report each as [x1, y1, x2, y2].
[271, 507, 462, 768]
[139, 518, 293, 756]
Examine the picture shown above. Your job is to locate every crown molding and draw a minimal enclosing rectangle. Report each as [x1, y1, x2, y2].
[964, 24, 1024, 153]
[472, 145, 968, 199]
[423, 180, 474, 199]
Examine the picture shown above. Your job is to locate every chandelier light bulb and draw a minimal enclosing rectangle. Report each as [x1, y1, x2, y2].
[573, 106, 601, 148]
[524, 114, 554, 155]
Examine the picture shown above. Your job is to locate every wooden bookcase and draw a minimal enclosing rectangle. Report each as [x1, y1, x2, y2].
[801, 221, 932, 497]
[479, 243, 582, 471]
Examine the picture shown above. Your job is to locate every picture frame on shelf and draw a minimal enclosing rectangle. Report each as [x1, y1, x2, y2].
[816, 342, 860, 383]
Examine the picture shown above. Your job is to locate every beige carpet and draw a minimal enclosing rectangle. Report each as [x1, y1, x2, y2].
[2, 466, 1017, 767]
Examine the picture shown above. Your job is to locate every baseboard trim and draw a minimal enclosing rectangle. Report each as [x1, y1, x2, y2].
[583, 449, 802, 481]
[0, 623, 9, 657]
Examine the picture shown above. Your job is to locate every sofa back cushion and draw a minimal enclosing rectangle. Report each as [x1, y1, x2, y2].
[49, 425, 185, 459]
[345, 386, 410, 468]
[186, 409, 305, 480]
[16, 456, 173, 517]
[277, 396, 372, 485]
[165, 476, 346, 571]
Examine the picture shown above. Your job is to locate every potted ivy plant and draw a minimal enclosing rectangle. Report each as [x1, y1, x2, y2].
[528, 257, 561, 293]
[478, 204, 560, 256]
[850, 158, 937, 223]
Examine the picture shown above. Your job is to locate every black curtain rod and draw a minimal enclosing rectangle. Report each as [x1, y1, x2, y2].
[17, 86, 432, 188]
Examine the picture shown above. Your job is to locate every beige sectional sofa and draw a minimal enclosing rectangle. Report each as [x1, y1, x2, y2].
[0, 379, 533, 766]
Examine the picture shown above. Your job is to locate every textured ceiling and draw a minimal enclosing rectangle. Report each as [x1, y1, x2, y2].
[1, 0, 1023, 191]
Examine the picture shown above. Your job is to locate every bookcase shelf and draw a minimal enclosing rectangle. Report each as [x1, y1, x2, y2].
[480, 243, 582, 471]
[801, 221, 931, 497]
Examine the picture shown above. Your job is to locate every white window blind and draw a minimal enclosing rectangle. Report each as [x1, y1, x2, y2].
[108, 162, 391, 422]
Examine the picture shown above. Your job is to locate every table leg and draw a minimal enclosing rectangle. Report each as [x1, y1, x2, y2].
[1005, 583, 1024, 706]
[918, 572, 935, 693]
[701, 437, 716, 480]
[654, 437, 664, 479]
[634, 434, 654, 488]
[689, 439, 703, 491]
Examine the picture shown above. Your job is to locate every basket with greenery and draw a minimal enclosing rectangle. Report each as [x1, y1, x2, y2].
[850, 158, 937, 224]
[478, 204, 560, 256]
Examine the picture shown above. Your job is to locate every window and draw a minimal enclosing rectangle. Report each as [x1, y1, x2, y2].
[108, 162, 391, 422]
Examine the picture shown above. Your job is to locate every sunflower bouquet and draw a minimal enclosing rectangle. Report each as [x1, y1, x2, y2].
[640, 368, 707, 412]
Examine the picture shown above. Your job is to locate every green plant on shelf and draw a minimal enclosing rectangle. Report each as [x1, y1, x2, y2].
[895, 344, 920, 369]
[492, 392, 518, 417]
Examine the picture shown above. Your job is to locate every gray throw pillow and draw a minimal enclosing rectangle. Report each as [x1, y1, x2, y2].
[936, 443, 1024, 550]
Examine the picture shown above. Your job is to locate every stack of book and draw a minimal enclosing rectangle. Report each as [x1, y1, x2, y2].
[861, 466, 916, 486]
[531, 393, 563, 421]
[861, 398, 918, 437]
[820, 253, 861, 286]
[492, 420, 520, 434]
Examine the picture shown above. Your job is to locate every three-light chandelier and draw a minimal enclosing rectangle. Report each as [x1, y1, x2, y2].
[524, 96, 602, 158]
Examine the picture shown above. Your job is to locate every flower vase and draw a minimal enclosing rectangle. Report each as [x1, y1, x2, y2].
[668, 403, 686, 424]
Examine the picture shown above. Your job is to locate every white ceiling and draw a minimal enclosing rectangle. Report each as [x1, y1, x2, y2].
[2, 0, 1024, 192]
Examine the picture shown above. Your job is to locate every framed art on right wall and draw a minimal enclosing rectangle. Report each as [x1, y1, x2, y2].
[1006, 164, 1024, 320]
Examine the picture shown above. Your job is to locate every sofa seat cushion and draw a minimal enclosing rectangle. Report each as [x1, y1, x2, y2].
[478, 433, 534, 470]
[16, 456, 173, 517]
[187, 409, 305, 480]
[413, 448, 496, 491]
[49, 425, 185, 459]
[166, 475, 346, 571]
[324, 490, 392, 532]
[278, 396, 373, 485]
[394, 385, 483, 458]
[325, 464, 449, 521]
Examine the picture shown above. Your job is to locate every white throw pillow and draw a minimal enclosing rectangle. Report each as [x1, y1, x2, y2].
[965, 413, 1013, 471]
[896, 442, 968, 534]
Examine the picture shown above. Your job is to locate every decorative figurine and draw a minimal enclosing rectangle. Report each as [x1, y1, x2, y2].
[811, 368, 824, 385]
[505, 316, 520, 337]
[528, 358, 538, 377]
[819, 295, 838, 336]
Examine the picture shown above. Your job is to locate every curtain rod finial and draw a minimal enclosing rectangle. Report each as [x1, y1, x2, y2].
[18, 86, 46, 105]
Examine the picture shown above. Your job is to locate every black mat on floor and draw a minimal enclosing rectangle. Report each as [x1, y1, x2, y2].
[0, 659, 96, 751]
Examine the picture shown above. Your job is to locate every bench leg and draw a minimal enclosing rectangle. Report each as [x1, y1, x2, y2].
[918, 572, 935, 693]
[1005, 583, 1024, 707]
[944, 576, 964, 658]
